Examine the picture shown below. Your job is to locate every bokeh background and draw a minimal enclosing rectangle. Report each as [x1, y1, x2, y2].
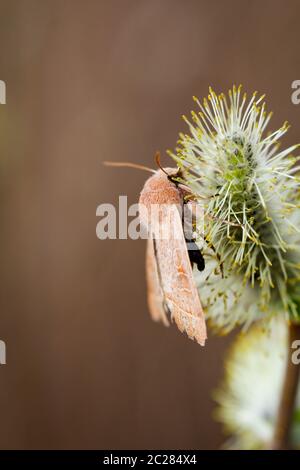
[0, 0, 299, 450]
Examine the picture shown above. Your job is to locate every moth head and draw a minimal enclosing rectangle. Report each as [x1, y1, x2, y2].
[139, 167, 183, 232]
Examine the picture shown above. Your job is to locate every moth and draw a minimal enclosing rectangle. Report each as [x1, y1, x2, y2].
[104, 154, 207, 346]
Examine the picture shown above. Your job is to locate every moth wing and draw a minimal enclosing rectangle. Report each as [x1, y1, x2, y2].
[146, 238, 170, 327]
[154, 205, 207, 346]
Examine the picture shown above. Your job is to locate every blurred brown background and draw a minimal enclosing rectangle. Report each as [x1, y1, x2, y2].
[0, 0, 299, 450]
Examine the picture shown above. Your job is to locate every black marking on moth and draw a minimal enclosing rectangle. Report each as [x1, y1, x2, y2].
[185, 238, 205, 272]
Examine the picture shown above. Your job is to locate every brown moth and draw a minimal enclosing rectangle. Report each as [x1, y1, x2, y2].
[104, 155, 207, 346]
[139, 162, 207, 346]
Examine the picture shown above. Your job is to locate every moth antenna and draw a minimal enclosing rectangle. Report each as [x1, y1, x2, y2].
[103, 161, 155, 174]
[154, 151, 171, 177]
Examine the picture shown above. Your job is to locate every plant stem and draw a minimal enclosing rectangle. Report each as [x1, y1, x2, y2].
[271, 322, 300, 450]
